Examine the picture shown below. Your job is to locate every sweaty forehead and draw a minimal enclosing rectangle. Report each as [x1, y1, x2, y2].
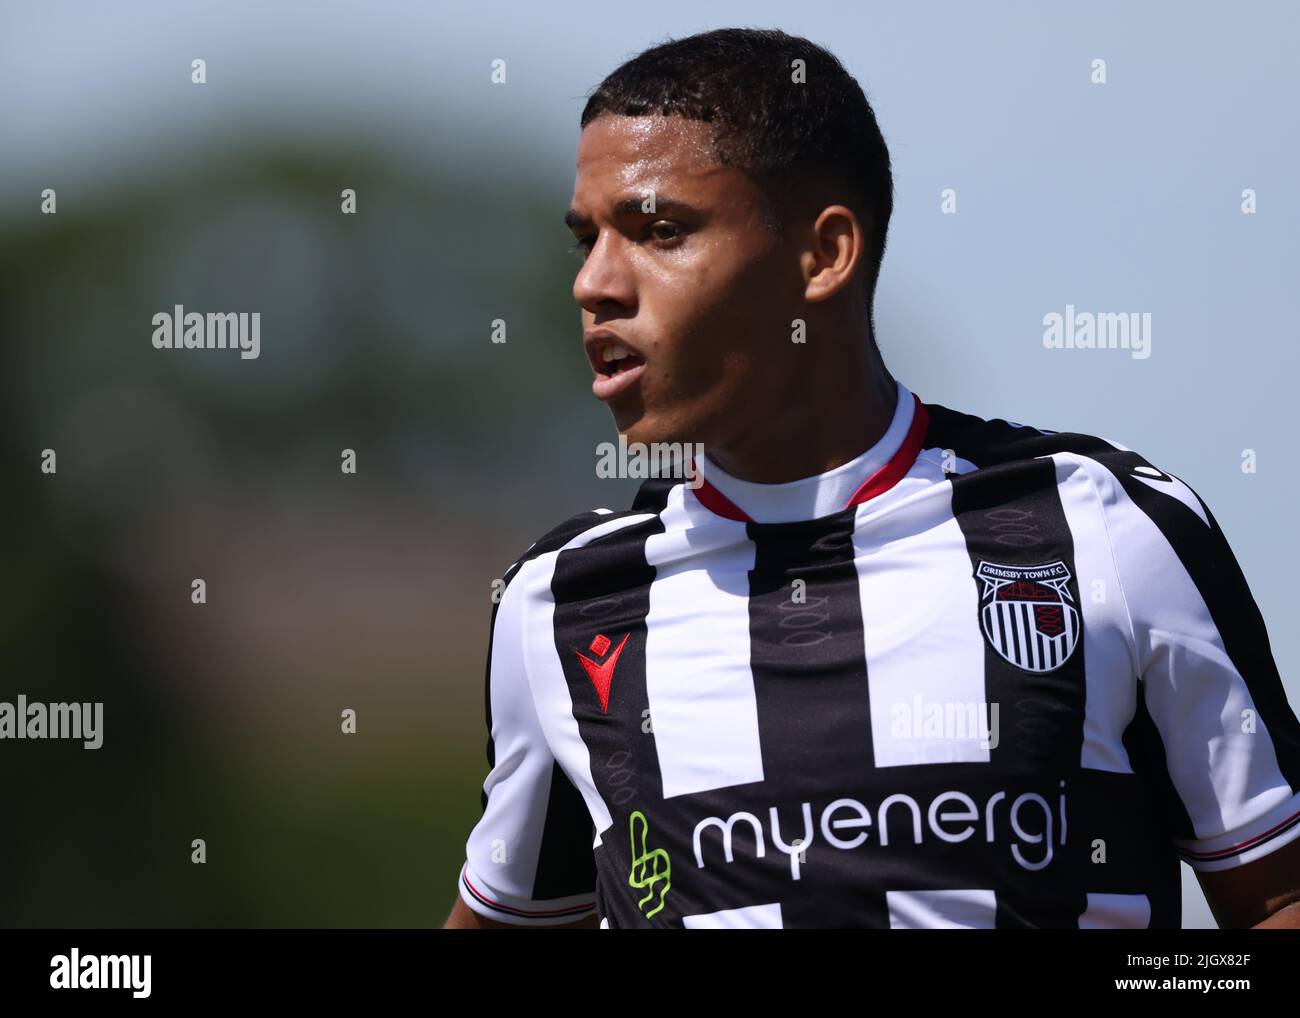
[574, 114, 727, 195]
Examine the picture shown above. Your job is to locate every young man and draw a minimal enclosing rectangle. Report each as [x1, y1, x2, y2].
[444, 28, 1300, 929]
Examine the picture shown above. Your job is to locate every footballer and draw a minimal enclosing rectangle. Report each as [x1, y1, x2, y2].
[443, 28, 1300, 929]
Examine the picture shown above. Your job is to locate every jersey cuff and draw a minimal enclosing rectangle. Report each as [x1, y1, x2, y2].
[458, 860, 598, 926]
[1174, 788, 1300, 872]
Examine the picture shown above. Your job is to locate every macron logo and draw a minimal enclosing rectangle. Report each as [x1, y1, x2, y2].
[575, 633, 630, 713]
[1130, 465, 1211, 527]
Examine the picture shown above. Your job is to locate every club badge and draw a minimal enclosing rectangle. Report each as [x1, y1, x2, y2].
[975, 560, 1080, 673]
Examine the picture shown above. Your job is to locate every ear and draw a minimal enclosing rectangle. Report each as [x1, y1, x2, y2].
[801, 203, 866, 304]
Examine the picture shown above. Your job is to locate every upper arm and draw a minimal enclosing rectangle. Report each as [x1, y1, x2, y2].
[1087, 453, 1300, 915]
[455, 557, 600, 927]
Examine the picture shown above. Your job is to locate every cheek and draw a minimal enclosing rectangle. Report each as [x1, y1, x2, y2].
[655, 255, 767, 349]
[651, 232, 769, 310]
[649, 340, 771, 425]
[637, 242, 788, 398]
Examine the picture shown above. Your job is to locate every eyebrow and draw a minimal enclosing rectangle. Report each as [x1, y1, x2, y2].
[563, 197, 703, 231]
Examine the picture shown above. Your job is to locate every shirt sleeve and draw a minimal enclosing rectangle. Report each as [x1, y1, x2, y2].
[1086, 452, 1300, 872]
[458, 556, 598, 924]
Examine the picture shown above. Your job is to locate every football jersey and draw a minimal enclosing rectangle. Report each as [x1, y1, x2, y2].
[456, 380, 1300, 928]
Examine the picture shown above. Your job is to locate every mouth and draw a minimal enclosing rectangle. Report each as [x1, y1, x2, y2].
[592, 345, 647, 403]
[586, 334, 647, 402]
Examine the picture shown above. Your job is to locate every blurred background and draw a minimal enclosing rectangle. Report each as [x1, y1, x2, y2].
[1, 0, 1296, 927]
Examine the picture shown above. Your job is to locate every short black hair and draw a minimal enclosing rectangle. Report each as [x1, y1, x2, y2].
[581, 27, 894, 317]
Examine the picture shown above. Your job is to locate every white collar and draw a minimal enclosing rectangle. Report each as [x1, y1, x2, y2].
[695, 380, 916, 524]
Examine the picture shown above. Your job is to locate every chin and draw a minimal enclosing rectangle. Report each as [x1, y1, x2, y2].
[616, 413, 688, 450]
[618, 396, 730, 457]
[609, 416, 702, 485]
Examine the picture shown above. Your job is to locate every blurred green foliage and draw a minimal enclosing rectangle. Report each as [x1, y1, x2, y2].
[0, 140, 639, 926]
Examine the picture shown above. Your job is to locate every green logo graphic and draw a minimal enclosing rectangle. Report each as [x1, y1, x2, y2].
[628, 809, 671, 918]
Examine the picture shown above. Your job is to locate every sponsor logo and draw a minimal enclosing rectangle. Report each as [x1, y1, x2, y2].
[693, 784, 1068, 879]
[628, 809, 671, 918]
[976, 560, 1080, 672]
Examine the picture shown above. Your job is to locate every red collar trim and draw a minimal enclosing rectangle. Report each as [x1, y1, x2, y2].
[692, 472, 753, 521]
[690, 394, 929, 524]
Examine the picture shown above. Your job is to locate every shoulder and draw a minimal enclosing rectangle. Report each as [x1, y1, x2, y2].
[498, 498, 662, 596]
[921, 399, 1113, 469]
[485, 508, 622, 683]
[497, 508, 613, 589]
[919, 398, 1213, 524]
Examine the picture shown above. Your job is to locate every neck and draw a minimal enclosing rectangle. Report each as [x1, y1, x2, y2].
[706, 344, 898, 484]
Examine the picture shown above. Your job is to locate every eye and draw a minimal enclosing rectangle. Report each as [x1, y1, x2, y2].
[568, 235, 595, 260]
[648, 221, 685, 244]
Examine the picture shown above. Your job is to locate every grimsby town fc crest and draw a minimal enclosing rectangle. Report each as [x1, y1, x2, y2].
[975, 560, 1080, 673]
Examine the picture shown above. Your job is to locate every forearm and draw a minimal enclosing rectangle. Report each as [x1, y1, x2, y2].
[443, 895, 601, 929]
[443, 896, 512, 928]
[1250, 899, 1300, 929]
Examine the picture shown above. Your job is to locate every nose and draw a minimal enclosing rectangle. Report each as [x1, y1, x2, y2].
[572, 232, 636, 315]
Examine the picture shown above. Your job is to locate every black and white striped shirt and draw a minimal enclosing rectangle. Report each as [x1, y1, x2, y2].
[457, 381, 1300, 928]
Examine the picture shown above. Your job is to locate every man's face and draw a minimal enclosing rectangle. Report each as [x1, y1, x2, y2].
[566, 114, 804, 449]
